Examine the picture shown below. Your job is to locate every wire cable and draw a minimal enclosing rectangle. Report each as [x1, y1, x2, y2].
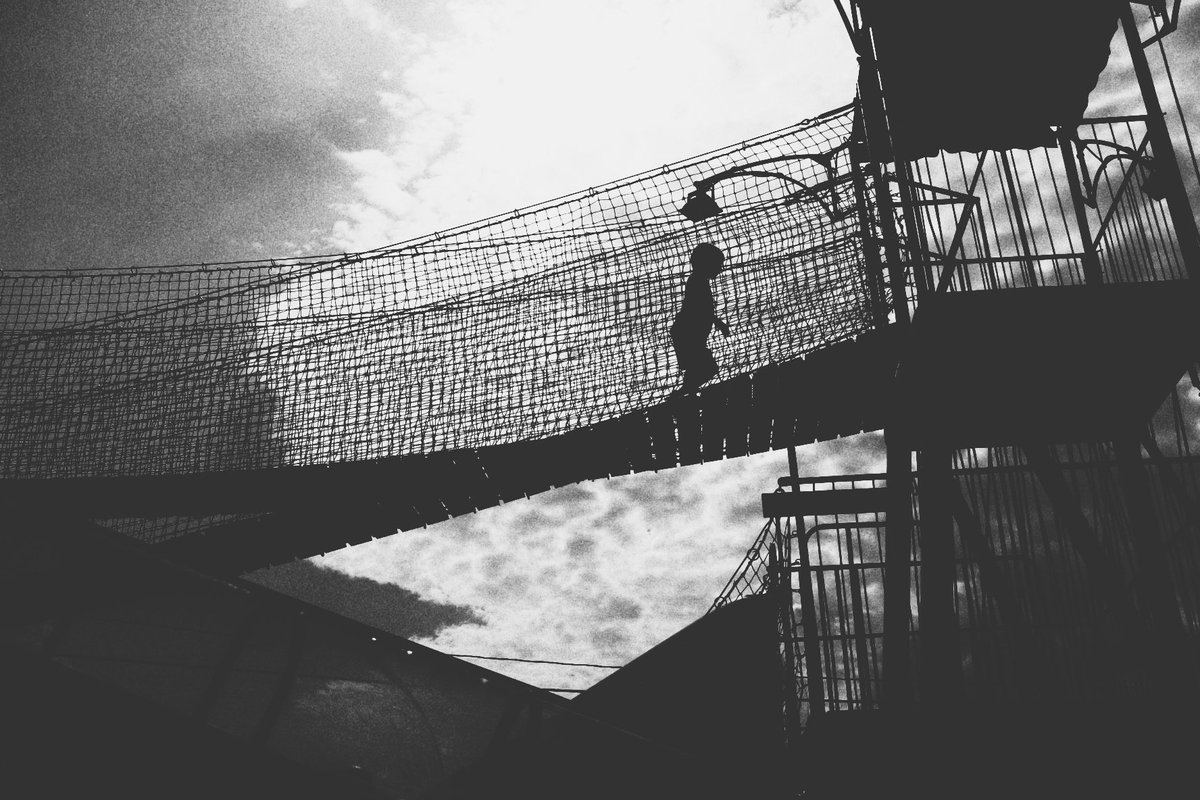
[446, 653, 622, 670]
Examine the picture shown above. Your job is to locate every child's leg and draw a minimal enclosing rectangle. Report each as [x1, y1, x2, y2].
[680, 347, 717, 392]
[692, 347, 717, 386]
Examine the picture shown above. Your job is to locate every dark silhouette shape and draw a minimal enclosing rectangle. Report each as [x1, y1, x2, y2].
[670, 243, 730, 395]
[246, 559, 483, 640]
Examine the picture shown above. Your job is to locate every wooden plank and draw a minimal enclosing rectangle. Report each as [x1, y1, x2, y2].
[574, 420, 624, 479]
[409, 455, 451, 525]
[769, 358, 807, 450]
[509, 439, 553, 496]
[475, 446, 528, 503]
[378, 495, 425, 533]
[722, 374, 753, 459]
[618, 412, 656, 475]
[452, 450, 500, 513]
[673, 394, 703, 466]
[700, 387, 728, 463]
[424, 453, 474, 519]
[646, 405, 678, 470]
[747, 366, 779, 455]
[553, 427, 608, 484]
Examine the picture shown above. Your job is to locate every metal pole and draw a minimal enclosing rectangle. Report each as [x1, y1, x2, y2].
[1120, 2, 1200, 280]
[851, 130, 890, 329]
[916, 444, 962, 715]
[999, 151, 1039, 287]
[894, 160, 934, 297]
[855, 1, 916, 715]
[773, 519, 803, 742]
[1057, 128, 1105, 285]
[789, 446, 826, 718]
[844, 528, 875, 709]
[882, 431, 914, 712]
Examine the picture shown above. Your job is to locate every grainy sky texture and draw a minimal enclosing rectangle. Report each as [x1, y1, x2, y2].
[3, 1, 1197, 693]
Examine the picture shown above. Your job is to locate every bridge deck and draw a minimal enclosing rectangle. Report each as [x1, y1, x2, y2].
[3, 329, 896, 575]
[6, 281, 1195, 577]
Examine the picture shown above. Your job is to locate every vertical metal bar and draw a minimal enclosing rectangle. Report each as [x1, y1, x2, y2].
[874, 167, 910, 322]
[1120, 2, 1200, 279]
[999, 151, 1039, 286]
[917, 444, 962, 715]
[856, 19, 910, 324]
[1057, 129, 1105, 285]
[882, 430, 914, 712]
[845, 527, 875, 709]
[773, 518, 802, 739]
[895, 161, 933, 297]
[851, 146, 889, 329]
[855, 4, 918, 717]
[789, 446, 826, 718]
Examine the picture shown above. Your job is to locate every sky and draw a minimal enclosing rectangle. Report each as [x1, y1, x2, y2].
[4, 1, 1198, 694]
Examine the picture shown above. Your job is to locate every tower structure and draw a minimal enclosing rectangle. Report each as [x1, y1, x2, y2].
[715, 2, 1200, 796]
[4, 3, 1199, 798]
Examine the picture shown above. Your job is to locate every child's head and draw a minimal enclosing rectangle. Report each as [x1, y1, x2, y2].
[690, 243, 725, 276]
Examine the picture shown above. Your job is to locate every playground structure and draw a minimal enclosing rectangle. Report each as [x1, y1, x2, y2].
[3, 1, 1200, 798]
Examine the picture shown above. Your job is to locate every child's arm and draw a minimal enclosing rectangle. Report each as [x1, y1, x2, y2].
[714, 313, 730, 337]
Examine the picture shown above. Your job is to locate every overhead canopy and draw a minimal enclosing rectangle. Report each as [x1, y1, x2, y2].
[858, 0, 1121, 160]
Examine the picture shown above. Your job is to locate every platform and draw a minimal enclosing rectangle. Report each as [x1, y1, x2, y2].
[896, 281, 1200, 447]
[858, 0, 1120, 159]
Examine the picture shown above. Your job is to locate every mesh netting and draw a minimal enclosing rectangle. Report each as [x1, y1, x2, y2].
[1, 104, 870, 480]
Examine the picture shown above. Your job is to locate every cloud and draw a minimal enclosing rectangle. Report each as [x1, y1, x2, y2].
[317, 0, 857, 251]
[315, 432, 883, 690]
[0, 0, 416, 268]
[246, 558, 483, 638]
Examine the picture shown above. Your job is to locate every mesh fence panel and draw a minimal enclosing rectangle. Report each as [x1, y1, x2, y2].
[1, 104, 870, 480]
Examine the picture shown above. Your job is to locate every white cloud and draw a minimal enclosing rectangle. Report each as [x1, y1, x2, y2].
[317, 433, 884, 691]
[320, 0, 857, 250]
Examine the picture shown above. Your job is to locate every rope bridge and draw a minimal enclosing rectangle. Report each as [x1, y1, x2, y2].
[1, 104, 871, 484]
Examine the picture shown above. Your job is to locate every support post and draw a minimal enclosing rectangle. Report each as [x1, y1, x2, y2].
[1057, 127, 1105, 285]
[844, 529, 876, 709]
[789, 446, 826, 719]
[881, 429, 914, 712]
[771, 520, 803, 742]
[894, 160, 934, 297]
[850, 123, 889, 329]
[916, 445, 962, 715]
[1120, 2, 1200, 279]
[857, 0, 916, 715]
[855, 10, 910, 325]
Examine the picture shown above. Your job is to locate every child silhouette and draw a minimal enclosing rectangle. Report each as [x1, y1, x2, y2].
[670, 243, 730, 396]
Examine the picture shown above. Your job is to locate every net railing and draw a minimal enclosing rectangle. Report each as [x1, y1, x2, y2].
[0, 104, 870, 481]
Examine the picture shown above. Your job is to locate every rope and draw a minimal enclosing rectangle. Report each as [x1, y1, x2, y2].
[0, 105, 867, 481]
